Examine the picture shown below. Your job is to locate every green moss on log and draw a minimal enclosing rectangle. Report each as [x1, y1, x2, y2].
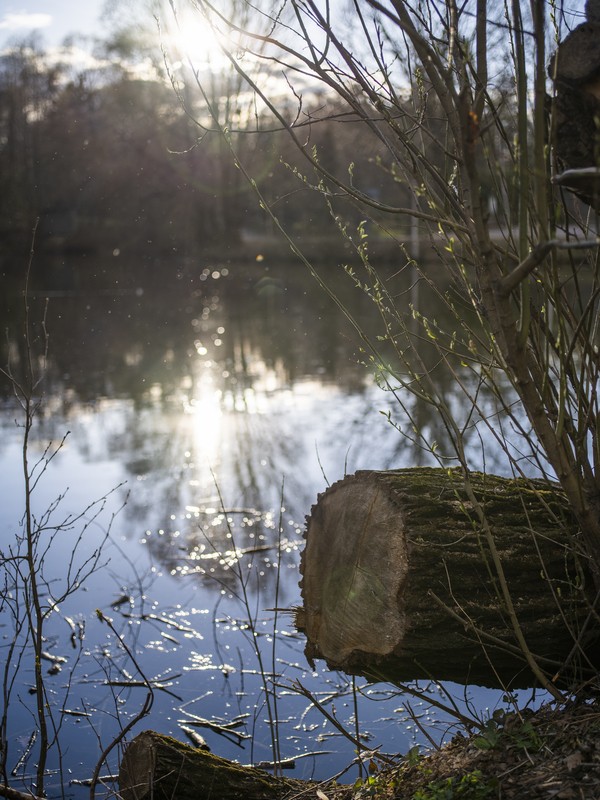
[299, 468, 599, 688]
[119, 730, 308, 800]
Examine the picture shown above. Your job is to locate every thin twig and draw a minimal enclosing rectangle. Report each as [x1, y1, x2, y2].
[88, 611, 155, 800]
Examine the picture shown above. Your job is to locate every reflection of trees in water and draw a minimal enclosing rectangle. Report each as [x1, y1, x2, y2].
[140, 506, 301, 601]
[2, 259, 377, 400]
[1, 257, 473, 404]
[106, 382, 398, 554]
[0, 257, 539, 582]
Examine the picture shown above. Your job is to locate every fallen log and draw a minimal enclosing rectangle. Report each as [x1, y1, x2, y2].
[298, 468, 600, 688]
[118, 730, 308, 800]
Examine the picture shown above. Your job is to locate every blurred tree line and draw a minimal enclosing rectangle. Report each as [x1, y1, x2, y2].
[0, 31, 407, 292]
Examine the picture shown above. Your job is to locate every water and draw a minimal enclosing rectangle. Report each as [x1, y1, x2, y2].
[0, 256, 533, 796]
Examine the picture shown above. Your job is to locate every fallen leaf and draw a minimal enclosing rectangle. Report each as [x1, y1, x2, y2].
[565, 751, 583, 772]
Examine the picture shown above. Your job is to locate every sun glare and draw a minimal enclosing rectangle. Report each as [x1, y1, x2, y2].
[189, 383, 224, 468]
[165, 10, 232, 71]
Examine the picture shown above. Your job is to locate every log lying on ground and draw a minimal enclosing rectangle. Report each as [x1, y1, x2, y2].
[298, 468, 600, 688]
[118, 730, 308, 800]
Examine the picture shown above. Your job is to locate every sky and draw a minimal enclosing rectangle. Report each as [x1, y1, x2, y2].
[0, 1, 105, 48]
[1, 1, 589, 53]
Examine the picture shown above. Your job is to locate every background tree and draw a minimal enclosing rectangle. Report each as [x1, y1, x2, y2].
[0, 38, 62, 258]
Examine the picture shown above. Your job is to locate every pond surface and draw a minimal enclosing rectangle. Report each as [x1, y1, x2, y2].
[0, 256, 535, 796]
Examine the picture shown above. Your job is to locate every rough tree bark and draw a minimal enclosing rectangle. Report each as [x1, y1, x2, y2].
[550, 10, 600, 210]
[298, 468, 600, 688]
[118, 730, 307, 800]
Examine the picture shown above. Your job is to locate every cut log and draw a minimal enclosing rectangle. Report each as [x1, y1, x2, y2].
[118, 730, 308, 800]
[298, 468, 600, 688]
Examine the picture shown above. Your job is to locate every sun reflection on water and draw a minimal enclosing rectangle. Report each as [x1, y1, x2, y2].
[186, 385, 224, 469]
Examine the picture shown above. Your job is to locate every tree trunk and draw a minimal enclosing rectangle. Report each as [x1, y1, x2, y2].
[550, 20, 600, 211]
[298, 468, 600, 688]
[118, 730, 307, 800]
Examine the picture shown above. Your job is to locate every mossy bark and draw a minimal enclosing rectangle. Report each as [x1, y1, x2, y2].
[118, 730, 307, 800]
[299, 468, 600, 688]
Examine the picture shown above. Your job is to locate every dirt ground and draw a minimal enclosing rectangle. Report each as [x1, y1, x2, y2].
[312, 699, 600, 799]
